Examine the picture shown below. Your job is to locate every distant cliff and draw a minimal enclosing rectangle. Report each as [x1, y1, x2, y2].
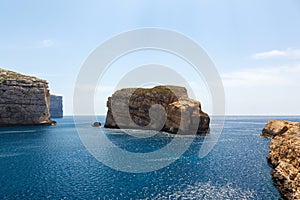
[261, 120, 300, 200]
[50, 95, 63, 118]
[0, 68, 54, 126]
[104, 85, 210, 134]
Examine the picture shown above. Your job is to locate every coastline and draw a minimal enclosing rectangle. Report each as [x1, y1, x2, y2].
[261, 120, 300, 199]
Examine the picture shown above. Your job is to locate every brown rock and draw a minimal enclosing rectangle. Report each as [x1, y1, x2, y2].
[104, 85, 210, 134]
[261, 120, 299, 138]
[0, 68, 54, 126]
[261, 120, 300, 199]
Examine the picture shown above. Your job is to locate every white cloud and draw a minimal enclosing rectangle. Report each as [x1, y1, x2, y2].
[39, 39, 54, 48]
[222, 65, 300, 115]
[222, 65, 300, 87]
[253, 48, 300, 59]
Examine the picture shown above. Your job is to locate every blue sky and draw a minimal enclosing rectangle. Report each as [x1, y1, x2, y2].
[1, 0, 300, 115]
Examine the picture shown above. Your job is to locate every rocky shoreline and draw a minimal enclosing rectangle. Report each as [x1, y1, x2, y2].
[261, 120, 300, 199]
[104, 85, 210, 134]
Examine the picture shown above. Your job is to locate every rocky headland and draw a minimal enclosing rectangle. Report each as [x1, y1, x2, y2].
[104, 85, 210, 134]
[0, 68, 54, 126]
[50, 95, 63, 118]
[261, 120, 300, 199]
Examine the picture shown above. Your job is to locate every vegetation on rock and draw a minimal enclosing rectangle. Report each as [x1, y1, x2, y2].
[104, 85, 210, 134]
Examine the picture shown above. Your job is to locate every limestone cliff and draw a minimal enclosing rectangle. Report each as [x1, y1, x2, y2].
[0, 68, 53, 126]
[104, 85, 210, 134]
[261, 120, 300, 199]
[50, 95, 63, 118]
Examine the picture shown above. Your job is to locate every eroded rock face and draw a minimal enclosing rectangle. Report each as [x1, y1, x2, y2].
[0, 68, 53, 125]
[104, 85, 210, 134]
[261, 120, 300, 199]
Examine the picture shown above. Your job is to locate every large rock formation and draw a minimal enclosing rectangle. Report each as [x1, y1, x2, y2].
[261, 120, 300, 199]
[50, 95, 63, 118]
[104, 85, 210, 134]
[0, 68, 54, 126]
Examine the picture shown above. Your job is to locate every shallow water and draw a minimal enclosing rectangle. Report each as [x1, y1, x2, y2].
[1, 116, 299, 199]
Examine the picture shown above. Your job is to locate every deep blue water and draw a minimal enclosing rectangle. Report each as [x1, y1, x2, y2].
[1, 116, 299, 199]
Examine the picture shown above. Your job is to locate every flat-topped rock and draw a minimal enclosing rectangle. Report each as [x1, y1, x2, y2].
[0, 68, 54, 126]
[261, 120, 300, 200]
[104, 85, 210, 134]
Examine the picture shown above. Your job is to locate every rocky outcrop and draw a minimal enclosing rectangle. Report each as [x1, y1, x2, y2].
[104, 85, 210, 134]
[50, 95, 63, 118]
[261, 120, 300, 199]
[261, 120, 300, 138]
[0, 68, 53, 126]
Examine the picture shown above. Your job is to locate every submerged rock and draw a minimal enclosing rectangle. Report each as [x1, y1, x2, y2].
[261, 120, 300, 200]
[104, 85, 210, 134]
[92, 122, 101, 127]
[0, 68, 55, 126]
[51, 120, 57, 126]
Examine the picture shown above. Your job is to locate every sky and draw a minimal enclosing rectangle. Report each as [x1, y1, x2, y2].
[1, 0, 300, 115]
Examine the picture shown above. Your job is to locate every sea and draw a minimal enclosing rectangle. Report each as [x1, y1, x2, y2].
[1, 116, 299, 200]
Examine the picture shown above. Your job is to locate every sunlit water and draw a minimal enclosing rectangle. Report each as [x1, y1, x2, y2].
[1, 116, 299, 199]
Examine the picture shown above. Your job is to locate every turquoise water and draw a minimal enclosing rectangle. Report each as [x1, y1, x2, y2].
[1, 116, 299, 199]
